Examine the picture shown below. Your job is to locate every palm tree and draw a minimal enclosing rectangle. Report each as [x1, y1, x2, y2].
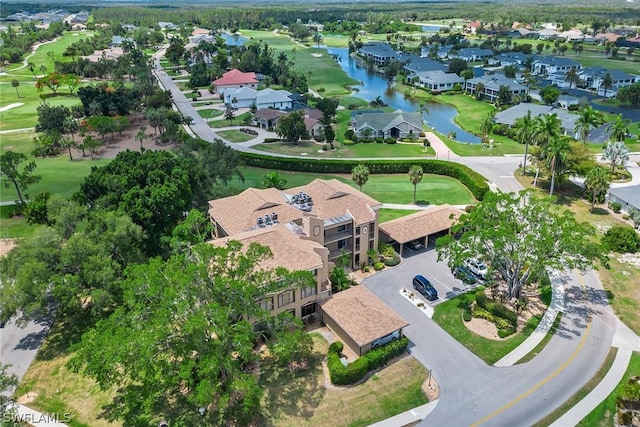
[584, 166, 610, 212]
[602, 141, 630, 172]
[600, 72, 613, 99]
[351, 164, 370, 191]
[313, 33, 323, 48]
[545, 137, 572, 196]
[606, 114, 630, 143]
[474, 82, 485, 100]
[574, 106, 605, 145]
[408, 165, 424, 204]
[480, 112, 494, 142]
[135, 126, 147, 152]
[565, 66, 580, 89]
[513, 110, 535, 175]
[533, 113, 562, 147]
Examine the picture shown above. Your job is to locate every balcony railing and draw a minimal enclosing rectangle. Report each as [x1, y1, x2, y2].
[324, 229, 353, 244]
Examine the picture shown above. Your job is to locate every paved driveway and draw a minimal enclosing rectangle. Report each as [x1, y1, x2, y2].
[363, 250, 615, 426]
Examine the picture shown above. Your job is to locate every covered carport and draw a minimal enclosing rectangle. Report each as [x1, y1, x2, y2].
[379, 205, 464, 257]
[320, 285, 409, 357]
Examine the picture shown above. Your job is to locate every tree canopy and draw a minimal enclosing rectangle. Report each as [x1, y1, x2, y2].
[68, 242, 314, 426]
[436, 190, 606, 299]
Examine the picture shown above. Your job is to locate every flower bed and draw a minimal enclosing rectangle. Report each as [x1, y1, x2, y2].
[400, 288, 434, 318]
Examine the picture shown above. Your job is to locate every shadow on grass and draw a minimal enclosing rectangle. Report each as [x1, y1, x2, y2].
[36, 313, 95, 361]
[256, 353, 326, 425]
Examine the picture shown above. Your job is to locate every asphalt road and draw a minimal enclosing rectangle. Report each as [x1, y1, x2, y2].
[364, 251, 615, 426]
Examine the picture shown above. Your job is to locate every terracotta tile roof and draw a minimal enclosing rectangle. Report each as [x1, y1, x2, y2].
[288, 179, 382, 226]
[379, 205, 464, 244]
[213, 69, 258, 86]
[208, 187, 303, 236]
[208, 179, 382, 235]
[321, 285, 409, 347]
[210, 224, 326, 272]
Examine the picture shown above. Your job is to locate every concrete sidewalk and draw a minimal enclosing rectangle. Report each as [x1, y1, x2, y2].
[368, 401, 439, 427]
[494, 271, 566, 367]
[424, 132, 459, 160]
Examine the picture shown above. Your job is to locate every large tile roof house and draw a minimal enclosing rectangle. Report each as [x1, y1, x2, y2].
[350, 111, 423, 139]
[208, 178, 382, 267]
[212, 69, 258, 95]
[224, 87, 294, 110]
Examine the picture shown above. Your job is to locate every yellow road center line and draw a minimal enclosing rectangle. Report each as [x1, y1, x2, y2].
[471, 316, 593, 427]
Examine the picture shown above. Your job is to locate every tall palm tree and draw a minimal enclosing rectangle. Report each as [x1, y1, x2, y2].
[565, 66, 580, 89]
[474, 82, 485, 100]
[351, 164, 370, 191]
[606, 114, 630, 143]
[513, 110, 534, 175]
[533, 113, 562, 147]
[600, 72, 613, 99]
[408, 165, 424, 204]
[545, 137, 572, 196]
[480, 111, 494, 143]
[584, 166, 610, 212]
[574, 106, 605, 145]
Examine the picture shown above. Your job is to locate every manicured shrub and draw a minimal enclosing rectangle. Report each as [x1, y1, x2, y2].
[317, 87, 326, 92]
[263, 138, 281, 143]
[239, 154, 491, 200]
[323, 144, 329, 151]
[473, 307, 494, 321]
[344, 129, 355, 140]
[315, 135, 324, 142]
[462, 310, 472, 322]
[347, 104, 359, 110]
[602, 225, 640, 253]
[475, 291, 488, 309]
[487, 302, 518, 327]
[329, 341, 344, 354]
[365, 337, 409, 370]
[498, 327, 516, 338]
[342, 139, 356, 145]
[385, 138, 397, 144]
[373, 262, 385, 271]
[328, 351, 368, 385]
[610, 202, 622, 213]
[375, 137, 384, 144]
[361, 138, 373, 144]
[382, 254, 400, 266]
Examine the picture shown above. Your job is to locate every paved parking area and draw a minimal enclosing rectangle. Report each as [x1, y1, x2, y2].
[378, 245, 477, 306]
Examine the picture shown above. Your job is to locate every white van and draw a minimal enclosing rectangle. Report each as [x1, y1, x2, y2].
[371, 330, 401, 349]
[466, 258, 488, 279]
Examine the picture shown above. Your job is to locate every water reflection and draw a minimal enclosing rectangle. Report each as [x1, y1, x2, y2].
[220, 33, 248, 46]
[324, 47, 480, 143]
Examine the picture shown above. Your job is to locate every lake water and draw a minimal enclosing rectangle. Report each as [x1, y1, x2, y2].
[220, 33, 248, 46]
[421, 25, 447, 32]
[324, 47, 480, 143]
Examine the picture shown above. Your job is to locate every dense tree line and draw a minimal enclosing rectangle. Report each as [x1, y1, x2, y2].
[0, 21, 64, 66]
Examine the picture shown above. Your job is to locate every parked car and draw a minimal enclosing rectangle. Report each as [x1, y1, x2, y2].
[453, 266, 477, 285]
[466, 258, 488, 279]
[408, 240, 423, 250]
[413, 275, 438, 301]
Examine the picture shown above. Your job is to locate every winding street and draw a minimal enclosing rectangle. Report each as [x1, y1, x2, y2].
[157, 51, 639, 425]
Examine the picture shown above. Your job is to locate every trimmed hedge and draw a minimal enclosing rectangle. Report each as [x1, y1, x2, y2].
[327, 337, 409, 385]
[240, 153, 490, 200]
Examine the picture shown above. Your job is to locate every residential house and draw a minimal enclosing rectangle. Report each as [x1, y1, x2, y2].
[493, 103, 579, 138]
[208, 178, 383, 268]
[607, 185, 640, 214]
[212, 69, 259, 96]
[466, 21, 482, 35]
[210, 223, 331, 322]
[416, 70, 464, 92]
[350, 111, 423, 140]
[617, 36, 640, 48]
[489, 52, 530, 67]
[531, 56, 581, 76]
[557, 29, 585, 42]
[358, 42, 400, 66]
[158, 22, 177, 31]
[464, 74, 527, 103]
[321, 285, 409, 356]
[255, 109, 285, 130]
[538, 28, 559, 40]
[225, 87, 294, 110]
[403, 57, 446, 77]
[594, 33, 622, 45]
[110, 36, 134, 47]
[578, 66, 639, 97]
[556, 94, 579, 109]
[450, 47, 494, 62]
[421, 44, 455, 60]
[304, 116, 324, 137]
[506, 28, 536, 39]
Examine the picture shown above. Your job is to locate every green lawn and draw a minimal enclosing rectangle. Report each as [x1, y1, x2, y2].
[432, 292, 541, 365]
[578, 351, 640, 427]
[0, 205, 43, 239]
[209, 112, 252, 128]
[197, 108, 224, 119]
[254, 139, 436, 158]
[361, 173, 475, 205]
[241, 30, 358, 96]
[227, 166, 339, 191]
[216, 129, 255, 143]
[575, 55, 640, 76]
[378, 209, 417, 223]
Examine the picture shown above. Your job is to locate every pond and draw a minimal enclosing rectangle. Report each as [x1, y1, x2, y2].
[219, 33, 248, 46]
[324, 47, 480, 143]
[421, 25, 447, 32]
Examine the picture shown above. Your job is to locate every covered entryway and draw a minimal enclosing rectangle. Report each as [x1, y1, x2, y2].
[379, 205, 464, 257]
